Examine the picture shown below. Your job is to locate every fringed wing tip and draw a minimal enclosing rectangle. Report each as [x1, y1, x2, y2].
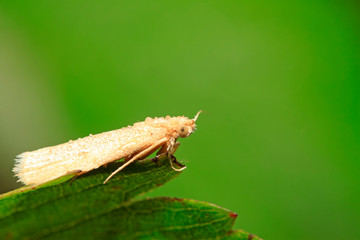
[13, 152, 28, 183]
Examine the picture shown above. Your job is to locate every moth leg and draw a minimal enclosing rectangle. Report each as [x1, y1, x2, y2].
[103, 137, 168, 184]
[138, 142, 180, 164]
[170, 142, 180, 155]
[157, 141, 180, 156]
[128, 143, 164, 162]
[156, 141, 185, 172]
[169, 156, 186, 171]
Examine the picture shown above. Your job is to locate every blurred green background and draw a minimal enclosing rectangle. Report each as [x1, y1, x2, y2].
[0, 1, 359, 239]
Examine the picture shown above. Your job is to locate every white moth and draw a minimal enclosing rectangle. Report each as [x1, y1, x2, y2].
[13, 111, 201, 185]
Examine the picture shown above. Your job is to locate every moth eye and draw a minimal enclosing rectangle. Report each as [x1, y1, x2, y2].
[180, 127, 185, 132]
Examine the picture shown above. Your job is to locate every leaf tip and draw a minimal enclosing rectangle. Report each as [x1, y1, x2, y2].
[229, 212, 238, 219]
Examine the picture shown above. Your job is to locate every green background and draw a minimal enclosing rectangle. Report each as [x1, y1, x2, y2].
[0, 1, 359, 239]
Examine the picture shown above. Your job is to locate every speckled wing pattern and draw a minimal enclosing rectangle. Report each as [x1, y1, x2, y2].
[14, 123, 167, 185]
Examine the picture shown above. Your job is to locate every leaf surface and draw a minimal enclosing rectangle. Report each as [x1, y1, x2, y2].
[222, 230, 263, 240]
[0, 156, 260, 239]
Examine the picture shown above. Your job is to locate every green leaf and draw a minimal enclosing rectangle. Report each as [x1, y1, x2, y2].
[222, 230, 262, 240]
[0, 156, 261, 239]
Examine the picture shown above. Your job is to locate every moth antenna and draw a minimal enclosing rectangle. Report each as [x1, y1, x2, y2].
[194, 110, 202, 122]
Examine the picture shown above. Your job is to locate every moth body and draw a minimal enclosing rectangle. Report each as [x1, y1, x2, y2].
[13, 112, 201, 185]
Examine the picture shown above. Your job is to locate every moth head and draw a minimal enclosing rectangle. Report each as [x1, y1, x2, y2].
[146, 111, 201, 138]
[175, 110, 201, 138]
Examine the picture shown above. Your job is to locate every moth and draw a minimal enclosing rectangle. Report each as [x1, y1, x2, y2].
[13, 111, 201, 185]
